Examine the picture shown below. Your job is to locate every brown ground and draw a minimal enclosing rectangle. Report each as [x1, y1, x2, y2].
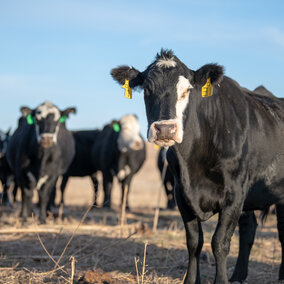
[0, 143, 281, 283]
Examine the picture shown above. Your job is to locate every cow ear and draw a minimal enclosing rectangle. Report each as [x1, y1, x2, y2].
[111, 65, 144, 89]
[194, 64, 224, 86]
[20, 106, 33, 117]
[111, 120, 121, 132]
[61, 107, 77, 118]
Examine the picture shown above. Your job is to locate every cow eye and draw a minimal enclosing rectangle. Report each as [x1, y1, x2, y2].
[180, 88, 190, 99]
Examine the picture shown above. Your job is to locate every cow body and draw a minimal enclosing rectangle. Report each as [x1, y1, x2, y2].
[91, 115, 146, 208]
[0, 130, 16, 206]
[157, 147, 175, 209]
[56, 130, 101, 206]
[7, 102, 76, 222]
[111, 50, 284, 283]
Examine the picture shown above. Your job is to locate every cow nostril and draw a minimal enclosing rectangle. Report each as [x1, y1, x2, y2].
[154, 124, 161, 134]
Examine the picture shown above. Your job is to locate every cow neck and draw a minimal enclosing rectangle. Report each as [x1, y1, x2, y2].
[170, 78, 249, 220]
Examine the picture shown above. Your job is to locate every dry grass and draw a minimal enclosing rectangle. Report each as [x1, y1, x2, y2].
[0, 143, 282, 283]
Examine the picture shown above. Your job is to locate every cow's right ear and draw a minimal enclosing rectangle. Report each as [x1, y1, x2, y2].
[20, 106, 33, 117]
[111, 65, 144, 89]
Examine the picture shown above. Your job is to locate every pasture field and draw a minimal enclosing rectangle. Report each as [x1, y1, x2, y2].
[0, 143, 281, 283]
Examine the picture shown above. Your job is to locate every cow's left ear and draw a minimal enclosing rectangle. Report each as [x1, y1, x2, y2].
[61, 107, 77, 118]
[194, 64, 224, 86]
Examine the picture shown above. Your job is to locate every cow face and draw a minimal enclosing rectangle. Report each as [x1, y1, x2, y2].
[0, 129, 10, 158]
[111, 49, 223, 147]
[20, 101, 76, 148]
[117, 114, 144, 152]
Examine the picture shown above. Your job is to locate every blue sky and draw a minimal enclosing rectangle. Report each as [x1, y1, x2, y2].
[1, 0, 284, 136]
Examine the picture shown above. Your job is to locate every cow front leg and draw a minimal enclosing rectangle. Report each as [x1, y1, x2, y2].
[229, 211, 257, 283]
[90, 174, 99, 207]
[121, 175, 133, 209]
[276, 203, 284, 281]
[21, 187, 33, 220]
[212, 206, 242, 284]
[102, 172, 113, 208]
[175, 187, 203, 284]
[38, 178, 57, 223]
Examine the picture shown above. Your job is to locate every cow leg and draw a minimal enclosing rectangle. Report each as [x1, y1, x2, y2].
[13, 182, 18, 202]
[212, 206, 242, 284]
[102, 172, 113, 208]
[90, 174, 99, 206]
[48, 184, 57, 208]
[121, 175, 133, 210]
[229, 211, 257, 283]
[21, 187, 33, 220]
[60, 175, 69, 205]
[38, 178, 57, 223]
[276, 203, 284, 280]
[2, 182, 12, 207]
[175, 187, 203, 284]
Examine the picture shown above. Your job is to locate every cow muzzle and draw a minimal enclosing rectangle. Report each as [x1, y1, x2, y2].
[40, 134, 55, 148]
[148, 120, 180, 147]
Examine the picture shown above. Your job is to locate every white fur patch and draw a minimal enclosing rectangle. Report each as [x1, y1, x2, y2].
[35, 101, 60, 121]
[175, 76, 193, 142]
[118, 114, 143, 152]
[156, 57, 177, 68]
[36, 175, 49, 190]
[117, 165, 131, 181]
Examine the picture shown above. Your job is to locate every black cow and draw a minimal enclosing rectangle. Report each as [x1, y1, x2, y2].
[157, 147, 175, 209]
[53, 130, 100, 206]
[0, 129, 16, 206]
[111, 49, 284, 283]
[7, 101, 76, 223]
[91, 115, 146, 208]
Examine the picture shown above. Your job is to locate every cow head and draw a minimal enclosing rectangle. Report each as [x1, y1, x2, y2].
[20, 101, 76, 148]
[111, 49, 223, 147]
[0, 129, 10, 158]
[117, 114, 144, 152]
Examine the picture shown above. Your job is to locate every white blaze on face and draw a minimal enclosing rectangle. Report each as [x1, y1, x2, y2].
[118, 114, 143, 152]
[174, 75, 192, 143]
[147, 75, 192, 145]
[35, 101, 60, 121]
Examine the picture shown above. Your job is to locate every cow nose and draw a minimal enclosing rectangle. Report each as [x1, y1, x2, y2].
[154, 123, 177, 140]
[40, 135, 54, 148]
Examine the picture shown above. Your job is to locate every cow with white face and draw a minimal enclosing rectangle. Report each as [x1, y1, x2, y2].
[111, 49, 284, 283]
[7, 101, 76, 223]
[91, 114, 146, 209]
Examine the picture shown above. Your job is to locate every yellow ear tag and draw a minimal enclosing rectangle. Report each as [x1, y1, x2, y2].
[122, 79, 132, 99]
[154, 144, 160, 150]
[202, 78, 213, 97]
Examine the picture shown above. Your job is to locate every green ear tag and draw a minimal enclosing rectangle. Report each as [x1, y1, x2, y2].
[26, 114, 35, 125]
[59, 115, 67, 123]
[113, 123, 120, 132]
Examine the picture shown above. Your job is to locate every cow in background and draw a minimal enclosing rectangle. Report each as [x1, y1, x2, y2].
[92, 114, 146, 209]
[111, 49, 284, 283]
[50, 130, 101, 207]
[7, 101, 76, 223]
[157, 147, 176, 209]
[0, 129, 16, 206]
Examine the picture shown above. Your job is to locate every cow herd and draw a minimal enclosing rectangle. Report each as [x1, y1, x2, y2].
[1, 49, 284, 283]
